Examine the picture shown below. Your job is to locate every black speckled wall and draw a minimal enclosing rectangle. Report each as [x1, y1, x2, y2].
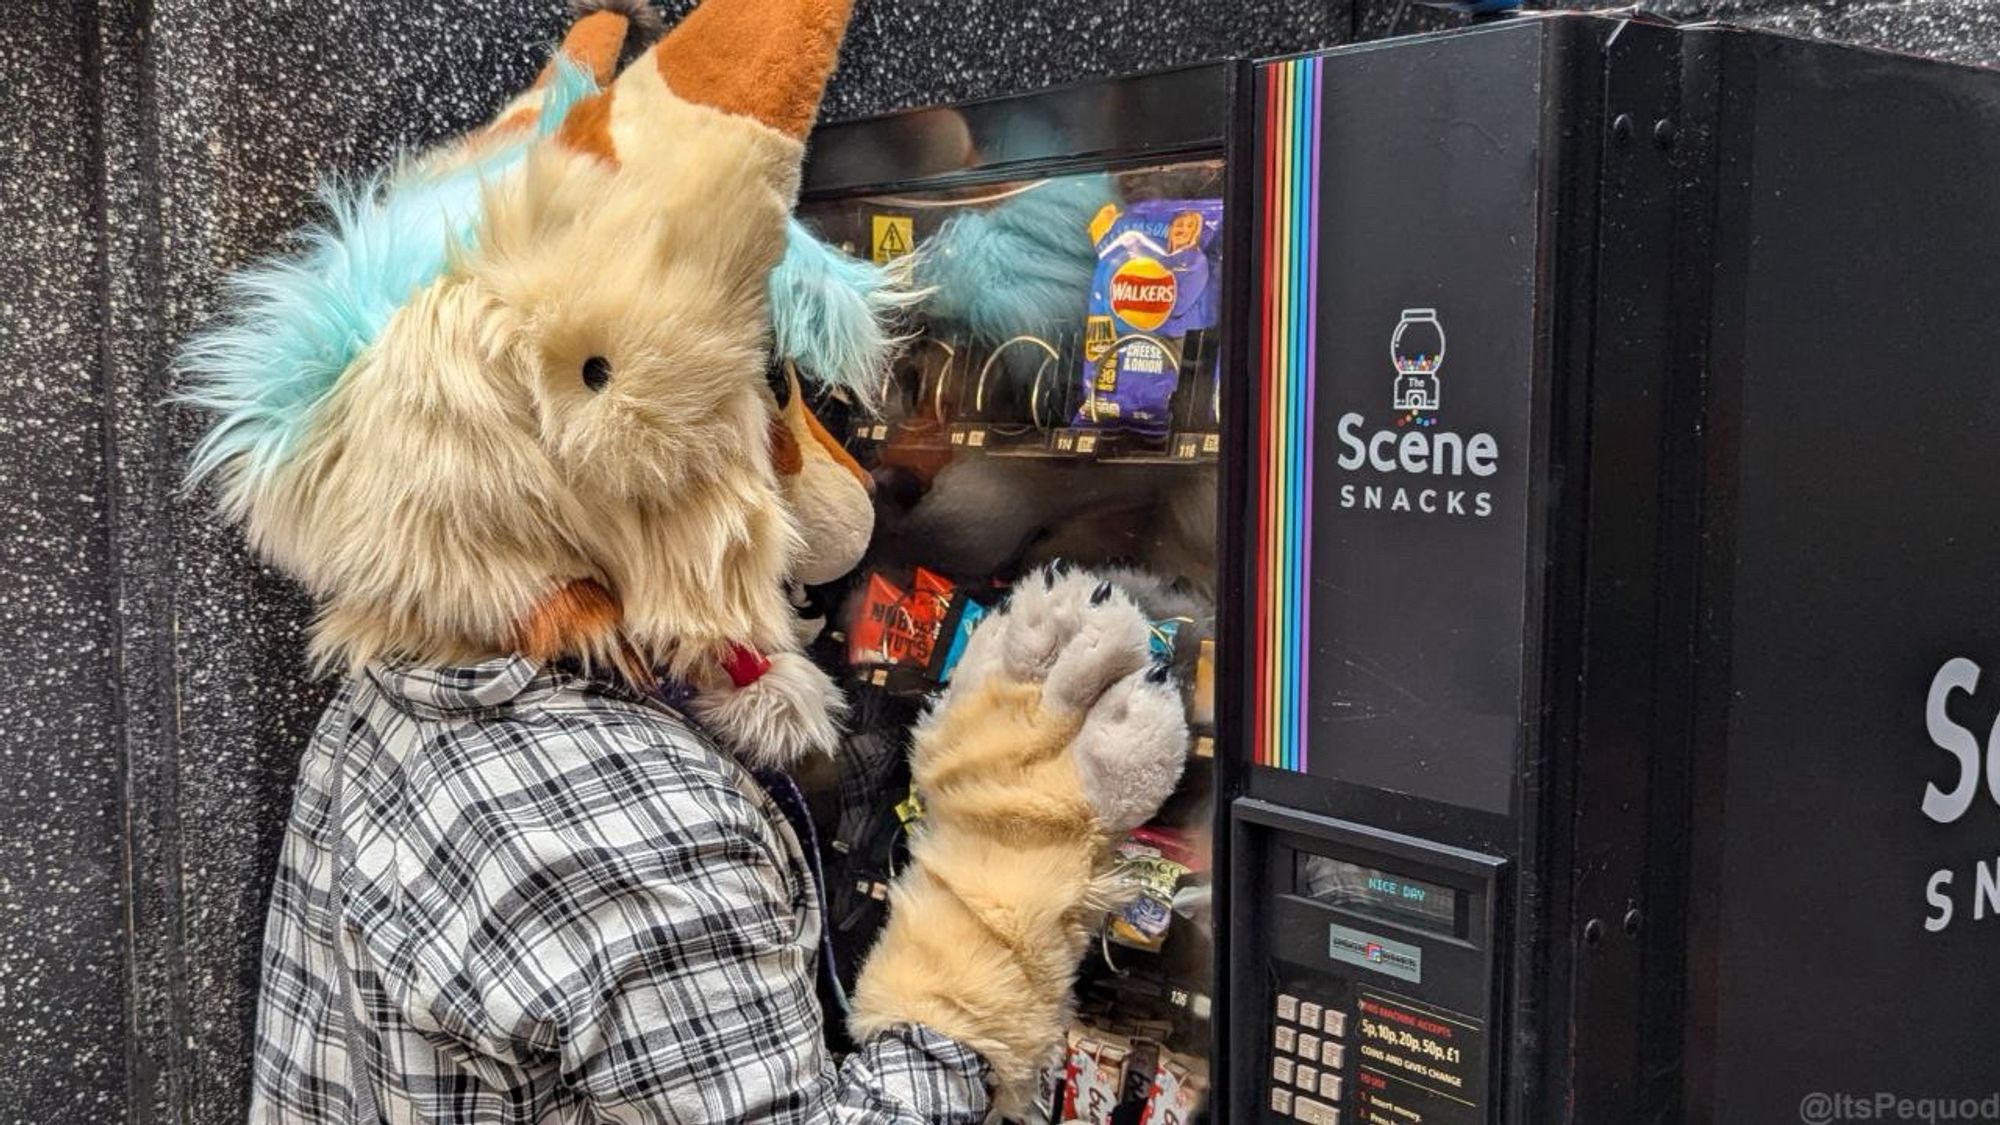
[3, 0, 1995, 1120]
[0, 5, 127, 1120]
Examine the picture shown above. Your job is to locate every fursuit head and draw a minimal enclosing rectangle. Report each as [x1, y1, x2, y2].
[180, 0, 1188, 1099]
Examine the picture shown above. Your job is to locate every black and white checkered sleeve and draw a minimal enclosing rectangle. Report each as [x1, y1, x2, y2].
[835, 1024, 992, 1121]
[429, 716, 991, 1124]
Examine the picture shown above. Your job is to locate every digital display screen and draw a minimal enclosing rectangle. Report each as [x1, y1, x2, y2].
[1294, 854, 1459, 935]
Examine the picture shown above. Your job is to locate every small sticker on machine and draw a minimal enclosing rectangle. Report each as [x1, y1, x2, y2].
[1328, 922, 1423, 983]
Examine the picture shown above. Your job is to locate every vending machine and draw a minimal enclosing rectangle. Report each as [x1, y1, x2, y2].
[800, 12, 2000, 1125]
[794, 62, 1249, 1123]
[1226, 12, 2000, 1125]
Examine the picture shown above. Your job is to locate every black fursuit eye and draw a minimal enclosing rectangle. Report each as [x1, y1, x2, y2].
[582, 356, 612, 392]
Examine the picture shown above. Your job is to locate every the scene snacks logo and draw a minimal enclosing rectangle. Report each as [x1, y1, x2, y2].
[1390, 307, 1446, 423]
[1336, 309, 1496, 518]
[1918, 657, 2000, 935]
[1109, 257, 1177, 332]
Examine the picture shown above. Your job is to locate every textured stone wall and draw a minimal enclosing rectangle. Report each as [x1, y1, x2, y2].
[0, 5, 128, 1120]
[3, 0, 1994, 1120]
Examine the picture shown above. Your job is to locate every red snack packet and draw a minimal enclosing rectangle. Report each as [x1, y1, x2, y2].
[894, 567, 955, 665]
[848, 572, 907, 666]
[1129, 825, 1204, 872]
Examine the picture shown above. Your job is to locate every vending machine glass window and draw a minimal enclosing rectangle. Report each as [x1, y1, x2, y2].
[793, 65, 1242, 1125]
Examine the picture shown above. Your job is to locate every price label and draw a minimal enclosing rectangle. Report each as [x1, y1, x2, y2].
[1349, 990, 1486, 1125]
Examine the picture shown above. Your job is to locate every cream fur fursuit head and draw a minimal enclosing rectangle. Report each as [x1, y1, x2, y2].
[852, 570, 1189, 1102]
[176, 0, 1189, 1107]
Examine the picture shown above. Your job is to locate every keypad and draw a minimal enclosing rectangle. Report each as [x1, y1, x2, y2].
[1293, 1096, 1341, 1125]
[1269, 985, 1349, 1120]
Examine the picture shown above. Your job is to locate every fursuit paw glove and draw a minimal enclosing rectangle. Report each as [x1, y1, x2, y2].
[848, 568, 1190, 1099]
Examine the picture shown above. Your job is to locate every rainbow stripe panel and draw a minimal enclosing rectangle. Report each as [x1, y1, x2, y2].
[1253, 56, 1324, 773]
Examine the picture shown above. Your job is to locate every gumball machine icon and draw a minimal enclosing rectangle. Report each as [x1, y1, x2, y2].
[1390, 308, 1446, 413]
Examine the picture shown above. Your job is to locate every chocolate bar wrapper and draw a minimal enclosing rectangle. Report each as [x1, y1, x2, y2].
[1062, 1029, 1132, 1125]
[1118, 1038, 1163, 1116]
[1028, 1044, 1069, 1125]
[1138, 1052, 1209, 1125]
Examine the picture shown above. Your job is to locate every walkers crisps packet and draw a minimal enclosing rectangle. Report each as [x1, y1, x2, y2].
[1075, 199, 1223, 435]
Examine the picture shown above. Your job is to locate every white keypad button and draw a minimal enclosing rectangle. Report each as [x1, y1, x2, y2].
[1275, 1026, 1297, 1053]
[1296, 1064, 1319, 1090]
[1273, 1058, 1295, 1084]
[1298, 1033, 1322, 1059]
[1320, 1073, 1342, 1100]
[1292, 1096, 1340, 1125]
[1323, 1009, 1348, 1037]
[1277, 993, 1299, 1022]
[1271, 1088, 1294, 1115]
[1299, 1000, 1323, 1026]
[1321, 1041, 1345, 1068]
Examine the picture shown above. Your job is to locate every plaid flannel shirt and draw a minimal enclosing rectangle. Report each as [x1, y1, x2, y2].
[249, 656, 990, 1124]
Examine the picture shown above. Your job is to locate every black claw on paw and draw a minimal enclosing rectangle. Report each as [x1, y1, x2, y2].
[1090, 581, 1114, 606]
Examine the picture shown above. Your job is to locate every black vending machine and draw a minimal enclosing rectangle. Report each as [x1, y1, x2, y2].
[798, 13, 2000, 1125]
[1225, 12, 2000, 1125]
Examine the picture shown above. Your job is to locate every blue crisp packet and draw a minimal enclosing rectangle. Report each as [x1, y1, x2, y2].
[936, 599, 987, 683]
[1075, 199, 1224, 435]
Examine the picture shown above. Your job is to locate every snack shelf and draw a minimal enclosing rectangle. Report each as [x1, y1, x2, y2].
[798, 134, 1229, 1125]
[847, 419, 1223, 466]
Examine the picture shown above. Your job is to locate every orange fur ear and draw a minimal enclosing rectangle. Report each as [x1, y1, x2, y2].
[555, 88, 621, 165]
[647, 0, 854, 139]
[480, 6, 643, 143]
[543, 8, 636, 87]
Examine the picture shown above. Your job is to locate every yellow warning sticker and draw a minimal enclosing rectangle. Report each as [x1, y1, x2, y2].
[871, 214, 915, 263]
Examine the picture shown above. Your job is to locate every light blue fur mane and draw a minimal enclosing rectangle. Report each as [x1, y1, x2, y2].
[182, 54, 902, 492]
[915, 175, 1108, 344]
[180, 57, 603, 489]
[768, 218, 918, 410]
